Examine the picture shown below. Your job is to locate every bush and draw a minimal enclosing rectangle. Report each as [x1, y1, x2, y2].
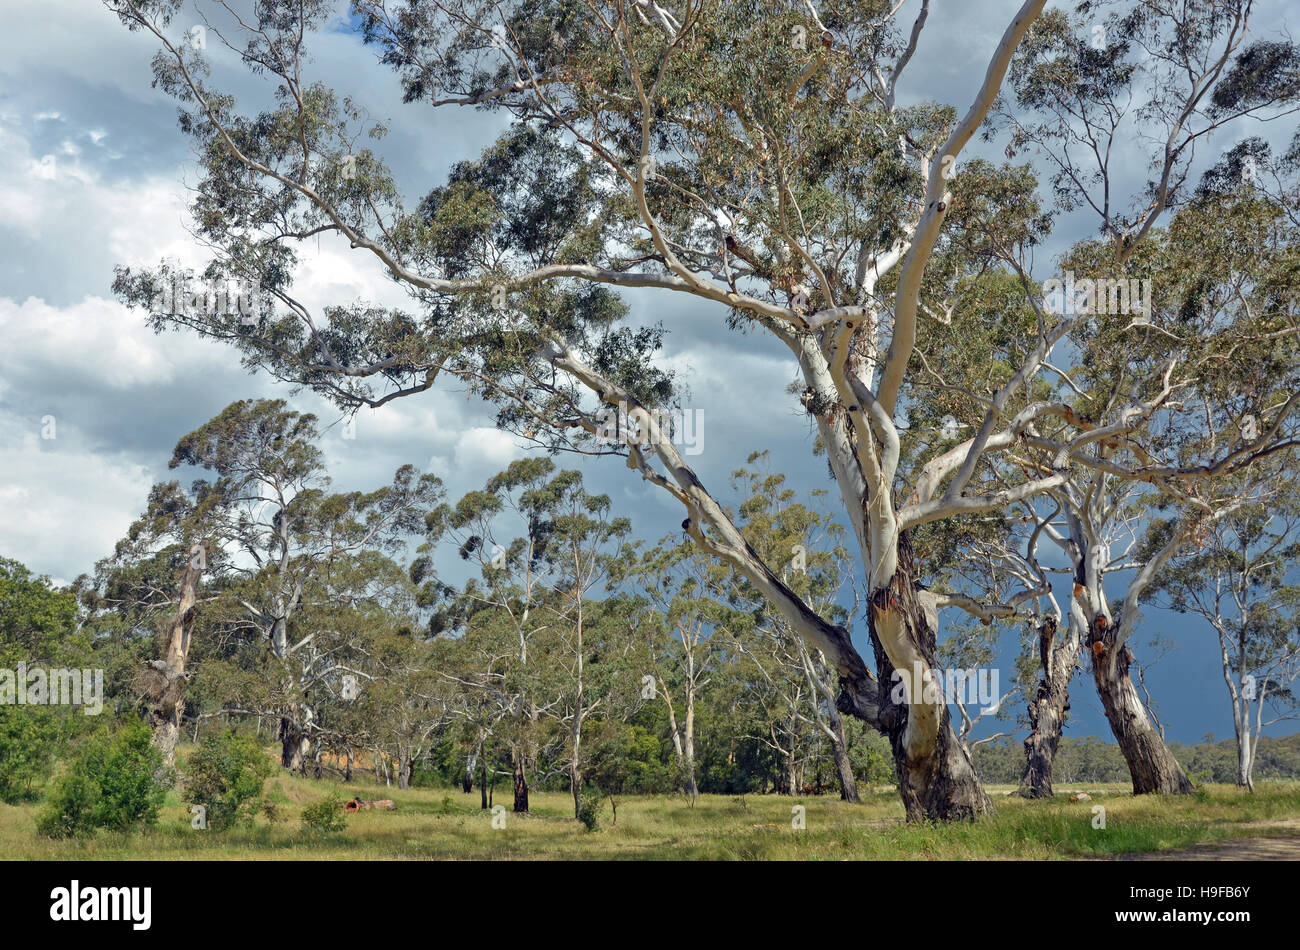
[0, 706, 64, 804]
[92, 720, 171, 831]
[36, 719, 168, 838]
[301, 792, 348, 834]
[35, 773, 97, 839]
[576, 788, 603, 832]
[184, 730, 274, 831]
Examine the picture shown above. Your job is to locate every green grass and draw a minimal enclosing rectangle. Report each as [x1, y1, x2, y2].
[3, 775, 1298, 859]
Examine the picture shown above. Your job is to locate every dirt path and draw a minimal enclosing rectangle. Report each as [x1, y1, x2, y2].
[1115, 821, 1300, 860]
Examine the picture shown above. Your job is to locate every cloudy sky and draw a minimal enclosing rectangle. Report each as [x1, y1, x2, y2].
[2, 0, 1295, 745]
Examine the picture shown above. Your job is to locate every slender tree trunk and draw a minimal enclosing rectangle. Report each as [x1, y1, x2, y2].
[828, 703, 860, 803]
[866, 535, 992, 821]
[344, 746, 353, 783]
[1233, 702, 1255, 791]
[1237, 733, 1254, 791]
[479, 753, 489, 810]
[462, 749, 476, 794]
[683, 689, 698, 799]
[571, 602, 585, 819]
[512, 742, 529, 813]
[1018, 615, 1079, 798]
[1089, 619, 1192, 794]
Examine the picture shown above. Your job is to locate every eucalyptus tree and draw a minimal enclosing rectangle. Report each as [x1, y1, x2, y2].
[996, 3, 1300, 793]
[726, 453, 864, 801]
[1147, 464, 1300, 790]
[362, 622, 454, 788]
[157, 400, 441, 769]
[92, 482, 223, 767]
[620, 538, 739, 799]
[106, 0, 1299, 818]
[529, 473, 637, 817]
[417, 457, 580, 811]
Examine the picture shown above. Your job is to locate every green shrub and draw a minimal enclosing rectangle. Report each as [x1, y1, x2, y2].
[184, 730, 274, 831]
[0, 706, 64, 804]
[91, 720, 171, 831]
[36, 719, 168, 838]
[36, 773, 97, 839]
[301, 792, 348, 834]
[576, 788, 603, 832]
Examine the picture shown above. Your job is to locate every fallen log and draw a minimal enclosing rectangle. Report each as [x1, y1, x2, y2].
[343, 797, 396, 812]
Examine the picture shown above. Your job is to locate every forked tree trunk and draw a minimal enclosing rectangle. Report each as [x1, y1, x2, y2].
[1229, 659, 1255, 791]
[1088, 618, 1192, 794]
[866, 535, 992, 821]
[663, 680, 699, 798]
[1018, 615, 1079, 798]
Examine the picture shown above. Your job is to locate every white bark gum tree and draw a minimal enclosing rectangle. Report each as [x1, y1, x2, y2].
[106, 0, 1299, 818]
[142, 543, 206, 769]
[1148, 476, 1300, 791]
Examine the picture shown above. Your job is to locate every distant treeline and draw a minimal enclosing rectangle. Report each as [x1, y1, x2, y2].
[970, 734, 1300, 787]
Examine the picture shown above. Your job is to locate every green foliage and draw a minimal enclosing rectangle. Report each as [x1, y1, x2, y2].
[36, 719, 168, 838]
[0, 706, 66, 804]
[184, 730, 274, 831]
[301, 792, 349, 834]
[0, 556, 82, 668]
[576, 788, 603, 831]
[36, 773, 98, 840]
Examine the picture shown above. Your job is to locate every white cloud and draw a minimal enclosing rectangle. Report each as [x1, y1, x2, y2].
[0, 420, 152, 583]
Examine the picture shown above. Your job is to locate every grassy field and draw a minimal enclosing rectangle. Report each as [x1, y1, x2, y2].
[3, 774, 1299, 860]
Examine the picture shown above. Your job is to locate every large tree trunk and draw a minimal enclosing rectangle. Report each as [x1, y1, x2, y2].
[866, 535, 992, 821]
[279, 716, 309, 772]
[142, 544, 203, 770]
[1018, 615, 1079, 798]
[1089, 619, 1192, 794]
[828, 703, 860, 803]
